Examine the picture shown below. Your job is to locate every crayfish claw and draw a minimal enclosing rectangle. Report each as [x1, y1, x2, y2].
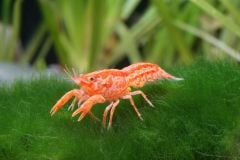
[50, 89, 84, 116]
[50, 108, 57, 116]
[78, 113, 87, 122]
[72, 107, 82, 117]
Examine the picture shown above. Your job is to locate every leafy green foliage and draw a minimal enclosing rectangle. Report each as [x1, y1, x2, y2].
[2, 0, 240, 71]
[38, 0, 240, 71]
[0, 0, 51, 70]
[0, 0, 22, 61]
[39, 0, 128, 71]
[0, 59, 240, 159]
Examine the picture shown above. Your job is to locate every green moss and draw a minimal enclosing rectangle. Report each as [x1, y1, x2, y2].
[0, 59, 240, 160]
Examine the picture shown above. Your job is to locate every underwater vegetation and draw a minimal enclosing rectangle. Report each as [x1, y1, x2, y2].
[0, 59, 240, 160]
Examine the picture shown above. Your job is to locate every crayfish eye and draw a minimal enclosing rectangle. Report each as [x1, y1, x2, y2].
[88, 77, 95, 81]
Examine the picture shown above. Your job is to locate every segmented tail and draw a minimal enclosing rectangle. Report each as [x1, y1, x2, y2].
[122, 63, 183, 88]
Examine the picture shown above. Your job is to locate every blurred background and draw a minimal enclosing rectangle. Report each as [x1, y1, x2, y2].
[0, 0, 240, 81]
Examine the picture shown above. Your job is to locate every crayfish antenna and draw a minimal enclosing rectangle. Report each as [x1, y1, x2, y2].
[64, 65, 73, 79]
[72, 68, 77, 77]
[63, 65, 82, 83]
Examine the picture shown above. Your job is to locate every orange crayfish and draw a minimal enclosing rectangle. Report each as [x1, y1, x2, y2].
[50, 63, 183, 129]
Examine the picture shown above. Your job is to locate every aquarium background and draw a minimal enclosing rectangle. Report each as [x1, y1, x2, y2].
[1, 0, 240, 159]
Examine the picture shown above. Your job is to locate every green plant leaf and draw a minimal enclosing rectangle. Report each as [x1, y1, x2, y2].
[190, 0, 240, 38]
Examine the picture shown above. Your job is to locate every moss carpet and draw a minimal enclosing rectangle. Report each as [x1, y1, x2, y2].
[0, 59, 240, 160]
